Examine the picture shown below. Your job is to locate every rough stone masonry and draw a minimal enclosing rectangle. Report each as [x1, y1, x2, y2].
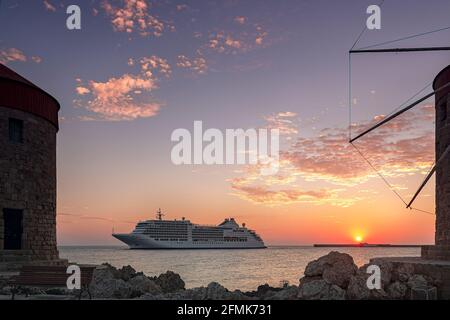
[0, 63, 61, 266]
[422, 65, 450, 260]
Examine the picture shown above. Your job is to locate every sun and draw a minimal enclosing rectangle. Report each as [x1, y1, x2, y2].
[355, 235, 363, 243]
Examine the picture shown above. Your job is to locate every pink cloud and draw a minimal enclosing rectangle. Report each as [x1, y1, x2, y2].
[264, 112, 299, 136]
[206, 24, 269, 54]
[230, 183, 330, 204]
[0, 48, 43, 65]
[76, 74, 162, 120]
[234, 16, 247, 25]
[139, 56, 172, 78]
[76, 86, 90, 95]
[285, 106, 435, 184]
[31, 56, 43, 63]
[0, 48, 27, 64]
[177, 55, 207, 75]
[43, 0, 56, 12]
[176, 4, 188, 11]
[101, 0, 166, 37]
[229, 106, 435, 206]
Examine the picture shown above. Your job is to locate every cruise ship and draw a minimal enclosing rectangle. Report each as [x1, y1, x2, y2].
[112, 209, 266, 249]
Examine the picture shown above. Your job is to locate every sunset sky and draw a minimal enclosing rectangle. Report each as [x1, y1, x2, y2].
[1, 0, 450, 245]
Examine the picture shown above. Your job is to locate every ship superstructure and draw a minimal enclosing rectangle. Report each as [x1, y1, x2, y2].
[113, 209, 266, 249]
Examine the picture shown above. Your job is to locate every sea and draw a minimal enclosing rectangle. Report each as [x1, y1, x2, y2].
[59, 246, 420, 291]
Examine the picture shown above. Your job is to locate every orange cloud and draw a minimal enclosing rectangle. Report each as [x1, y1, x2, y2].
[76, 86, 90, 95]
[285, 105, 435, 184]
[0, 48, 27, 64]
[139, 56, 172, 78]
[231, 184, 330, 203]
[0, 48, 43, 65]
[76, 54, 174, 120]
[230, 106, 435, 207]
[101, 0, 165, 37]
[43, 0, 56, 12]
[31, 56, 43, 63]
[234, 16, 247, 25]
[206, 24, 269, 55]
[76, 74, 162, 120]
[177, 55, 208, 75]
[264, 111, 299, 136]
[176, 4, 189, 12]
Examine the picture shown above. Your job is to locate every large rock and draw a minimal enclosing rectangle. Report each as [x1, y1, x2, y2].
[407, 275, 428, 289]
[366, 259, 393, 287]
[89, 265, 132, 299]
[386, 281, 408, 300]
[154, 271, 185, 293]
[346, 274, 387, 300]
[141, 282, 250, 300]
[117, 265, 137, 281]
[393, 263, 415, 283]
[245, 283, 284, 299]
[128, 275, 162, 297]
[298, 279, 345, 300]
[89, 264, 162, 299]
[268, 286, 299, 300]
[303, 252, 357, 288]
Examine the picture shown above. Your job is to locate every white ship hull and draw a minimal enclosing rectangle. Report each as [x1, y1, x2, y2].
[113, 214, 266, 250]
[113, 233, 266, 249]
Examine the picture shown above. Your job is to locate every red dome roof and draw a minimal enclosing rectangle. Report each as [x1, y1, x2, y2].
[433, 65, 450, 105]
[0, 63, 60, 130]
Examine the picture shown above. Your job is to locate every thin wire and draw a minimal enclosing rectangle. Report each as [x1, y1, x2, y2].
[348, 0, 438, 216]
[350, 0, 386, 50]
[351, 142, 408, 206]
[350, 81, 432, 142]
[348, 54, 352, 141]
[383, 82, 432, 118]
[351, 26, 367, 51]
[411, 207, 435, 215]
[357, 26, 450, 51]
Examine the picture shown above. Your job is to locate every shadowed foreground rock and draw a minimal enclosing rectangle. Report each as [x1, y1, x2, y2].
[0, 252, 443, 300]
[299, 252, 439, 300]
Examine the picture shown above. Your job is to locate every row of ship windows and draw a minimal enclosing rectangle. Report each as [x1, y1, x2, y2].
[152, 238, 248, 242]
[141, 232, 226, 235]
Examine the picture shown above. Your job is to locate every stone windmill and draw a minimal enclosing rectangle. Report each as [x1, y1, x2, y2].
[350, 65, 450, 260]
[0, 63, 66, 270]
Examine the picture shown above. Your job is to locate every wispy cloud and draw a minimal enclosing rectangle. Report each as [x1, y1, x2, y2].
[264, 111, 299, 136]
[0, 48, 42, 65]
[76, 73, 162, 121]
[206, 24, 269, 55]
[177, 54, 208, 75]
[43, 0, 56, 12]
[229, 106, 434, 207]
[101, 0, 166, 37]
[139, 55, 172, 78]
[234, 16, 247, 25]
[75, 54, 174, 120]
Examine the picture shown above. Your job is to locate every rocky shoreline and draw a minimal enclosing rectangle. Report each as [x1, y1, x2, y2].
[0, 252, 441, 300]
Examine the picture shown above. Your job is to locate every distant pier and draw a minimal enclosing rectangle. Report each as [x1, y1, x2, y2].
[313, 243, 423, 248]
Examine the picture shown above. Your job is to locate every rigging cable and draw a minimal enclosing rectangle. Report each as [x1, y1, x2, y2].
[357, 26, 450, 51]
[347, 0, 450, 214]
[350, 142, 408, 206]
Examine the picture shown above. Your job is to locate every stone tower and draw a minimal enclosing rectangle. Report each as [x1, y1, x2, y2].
[422, 65, 450, 260]
[0, 63, 62, 269]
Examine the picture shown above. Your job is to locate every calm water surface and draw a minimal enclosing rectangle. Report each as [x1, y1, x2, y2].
[59, 246, 420, 291]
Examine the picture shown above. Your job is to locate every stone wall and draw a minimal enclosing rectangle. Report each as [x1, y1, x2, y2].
[0, 106, 59, 261]
[436, 93, 450, 246]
